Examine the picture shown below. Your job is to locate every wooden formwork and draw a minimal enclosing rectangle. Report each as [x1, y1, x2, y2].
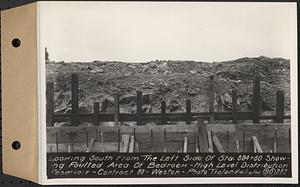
[47, 120, 291, 153]
[46, 73, 291, 153]
[46, 73, 290, 127]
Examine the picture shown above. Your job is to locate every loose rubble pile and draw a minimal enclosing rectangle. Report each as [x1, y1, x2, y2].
[46, 56, 290, 122]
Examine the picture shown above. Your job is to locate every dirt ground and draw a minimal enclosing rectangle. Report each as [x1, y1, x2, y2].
[46, 56, 290, 124]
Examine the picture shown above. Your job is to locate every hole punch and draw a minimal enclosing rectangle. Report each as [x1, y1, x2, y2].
[11, 38, 21, 48]
[11, 141, 21, 150]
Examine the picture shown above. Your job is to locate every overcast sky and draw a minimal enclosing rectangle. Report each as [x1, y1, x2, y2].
[40, 2, 296, 63]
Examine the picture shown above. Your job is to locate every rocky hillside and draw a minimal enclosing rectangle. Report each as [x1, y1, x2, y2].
[46, 56, 290, 118]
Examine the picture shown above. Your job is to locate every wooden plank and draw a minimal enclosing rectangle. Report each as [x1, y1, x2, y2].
[47, 124, 290, 138]
[197, 119, 209, 153]
[183, 137, 188, 153]
[56, 132, 59, 152]
[288, 128, 291, 152]
[274, 128, 277, 153]
[93, 102, 100, 126]
[208, 123, 291, 132]
[46, 82, 54, 127]
[47, 124, 198, 135]
[207, 130, 214, 153]
[252, 136, 263, 153]
[276, 90, 284, 123]
[71, 73, 79, 126]
[99, 131, 104, 152]
[186, 100, 191, 124]
[163, 128, 167, 152]
[135, 141, 140, 153]
[209, 75, 215, 123]
[87, 138, 95, 152]
[242, 130, 246, 152]
[226, 130, 229, 152]
[252, 72, 260, 123]
[114, 93, 119, 126]
[195, 131, 199, 153]
[150, 128, 154, 152]
[52, 111, 290, 123]
[136, 91, 143, 125]
[236, 140, 240, 153]
[117, 129, 120, 152]
[128, 136, 135, 153]
[212, 134, 225, 153]
[232, 89, 238, 124]
[120, 135, 130, 153]
[161, 101, 167, 124]
[46, 123, 291, 144]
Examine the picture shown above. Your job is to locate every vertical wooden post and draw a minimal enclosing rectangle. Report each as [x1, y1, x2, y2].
[71, 73, 79, 126]
[136, 91, 143, 126]
[209, 75, 215, 123]
[242, 130, 246, 152]
[186, 100, 191, 124]
[114, 93, 120, 126]
[93, 102, 100, 126]
[232, 89, 237, 124]
[46, 82, 54, 127]
[276, 90, 284, 123]
[161, 101, 167, 124]
[252, 73, 260, 123]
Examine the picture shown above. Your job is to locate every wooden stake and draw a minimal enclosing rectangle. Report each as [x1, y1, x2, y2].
[252, 136, 263, 153]
[252, 72, 260, 123]
[207, 130, 214, 153]
[197, 119, 209, 153]
[114, 93, 119, 126]
[93, 102, 100, 126]
[276, 90, 284, 123]
[56, 132, 59, 152]
[137, 91, 143, 126]
[236, 140, 240, 153]
[100, 131, 104, 152]
[243, 130, 246, 152]
[183, 137, 188, 153]
[226, 130, 229, 152]
[186, 100, 191, 124]
[163, 128, 167, 153]
[274, 128, 277, 153]
[209, 76, 215, 123]
[212, 134, 225, 153]
[120, 135, 130, 153]
[46, 82, 54, 127]
[117, 128, 120, 152]
[71, 73, 79, 126]
[232, 89, 237, 124]
[151, 128, 154, 152]
[161, 101, 167, 124]
[129, 136, 135, 153]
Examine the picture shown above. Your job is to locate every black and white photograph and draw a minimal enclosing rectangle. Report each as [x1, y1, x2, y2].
[41, 1, 297, 183]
